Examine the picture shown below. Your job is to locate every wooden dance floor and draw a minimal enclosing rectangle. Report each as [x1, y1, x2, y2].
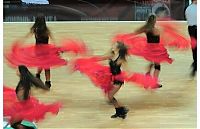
[3, 22, 196, 129]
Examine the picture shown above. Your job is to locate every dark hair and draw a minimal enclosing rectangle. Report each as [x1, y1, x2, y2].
[31, 16, 50, 37]
[116, 42, 128, 61]
[144, 14, 157, 31]
[17, 65, 32, 100]
[17, 65, 48, 100]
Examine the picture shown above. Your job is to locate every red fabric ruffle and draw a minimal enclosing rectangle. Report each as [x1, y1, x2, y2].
[158, 22, 191, 50]
[5, 42, 67, 69]
[126, 73, 158, 89]
[3, 86, 62, 123]
[60, 39, 89, 55]
[72, 57, 113, 93]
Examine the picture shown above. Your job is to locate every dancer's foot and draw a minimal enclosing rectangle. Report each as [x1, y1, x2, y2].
[36, 73, 40, 79]
[158, 84, 162, 88]
[111, 107, 129, 119]
[45, 81, 51, 88]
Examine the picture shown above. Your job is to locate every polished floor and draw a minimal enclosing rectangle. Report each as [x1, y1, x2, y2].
[3, 22, 196, 129]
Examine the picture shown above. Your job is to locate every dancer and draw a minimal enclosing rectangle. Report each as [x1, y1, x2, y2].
[71, 41, 161, 118]
[132, 14, 173, 87]
[185, 0, 197, 77]
[100, 42, 129, 119]
[24, 15, 54, 88]
[4, 65, 61, 129]
[70, 42, 129, 119]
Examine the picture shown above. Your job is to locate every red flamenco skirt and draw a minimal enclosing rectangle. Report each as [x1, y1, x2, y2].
[3, 86, 62, 123]
[72, 57, 113, 93]
[5, 42, 67, 69]
[142, 43, 173, 64]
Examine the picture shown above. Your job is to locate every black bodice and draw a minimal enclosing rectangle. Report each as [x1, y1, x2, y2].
[109, 56, 121, 75]
[146, 31, 160, 43]
[34, 28, 49, 44]
[35, 36, 49, 44]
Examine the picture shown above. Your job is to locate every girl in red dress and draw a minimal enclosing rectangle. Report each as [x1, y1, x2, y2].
[132, 14, 173, 87]
[100, 42, 129, 119]
[24, 15, 55, 88]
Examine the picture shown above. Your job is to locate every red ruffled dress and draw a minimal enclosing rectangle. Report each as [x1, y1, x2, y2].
[113, 22, 191, 63]
[142, 31, 173, 64]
